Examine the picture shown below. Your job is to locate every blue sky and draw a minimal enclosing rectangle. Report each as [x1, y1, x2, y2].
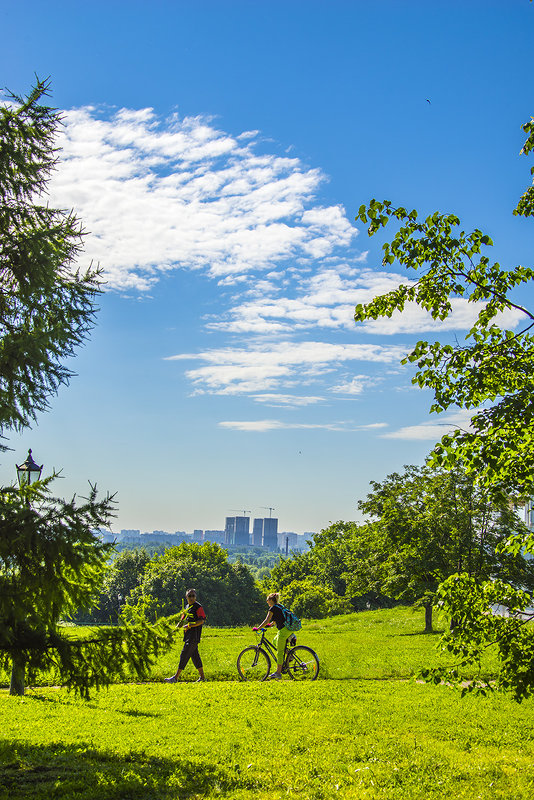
[1, 1, 533, 534]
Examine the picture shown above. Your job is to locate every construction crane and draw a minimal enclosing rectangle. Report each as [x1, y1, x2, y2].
[229, 509, 251, 517]
[260, 506, 276, 517]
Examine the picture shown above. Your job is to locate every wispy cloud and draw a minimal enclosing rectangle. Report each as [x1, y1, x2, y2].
[219, 420, 388, 433]
[381, 410, 475, 440]
[206, 267, 408, 334]
[208, 269, 527, 337]
[358, 299, 526, 336]
[331, 374, 381, 395]
[250, 394, 326, 407]
[167, 341, 408, 395]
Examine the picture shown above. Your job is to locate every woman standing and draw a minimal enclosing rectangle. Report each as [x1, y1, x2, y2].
[253, 592, 292, 680]
[165, 588, 206, 683]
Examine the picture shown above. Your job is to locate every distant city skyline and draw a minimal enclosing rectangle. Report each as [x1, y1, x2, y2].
[109, 522, 311, 553]
[1, 2, 532, 535]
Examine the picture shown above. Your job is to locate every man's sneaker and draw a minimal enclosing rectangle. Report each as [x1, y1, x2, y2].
[268, 672, 281, 680]
[164, 676, 177, 683]
[195, 677, 205, 682]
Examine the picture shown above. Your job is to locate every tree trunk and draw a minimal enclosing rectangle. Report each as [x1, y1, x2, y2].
[424, 602, 433, 633]
[9, 654, 25, 696]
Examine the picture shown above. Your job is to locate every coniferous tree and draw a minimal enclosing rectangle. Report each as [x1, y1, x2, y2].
[0, 478, 175, 697]
[0, 78, 101, 443]
[0, 81, 176, 695]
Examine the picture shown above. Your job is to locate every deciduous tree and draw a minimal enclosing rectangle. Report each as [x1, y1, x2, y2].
[350, 465, 534, 632]
[354, 116, 534, 697]
[263, 526, 356, 619]
[123, 542, 265, 627]
[74, 548, 152, 624]
[354, 119, 534, 500]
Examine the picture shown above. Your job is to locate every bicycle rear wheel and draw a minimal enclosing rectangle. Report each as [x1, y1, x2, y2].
[286, 645, 319, 681]
[237, 646, 271, 681]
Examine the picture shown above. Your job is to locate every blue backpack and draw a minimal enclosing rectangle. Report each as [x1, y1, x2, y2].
[276, 603, 302, 632]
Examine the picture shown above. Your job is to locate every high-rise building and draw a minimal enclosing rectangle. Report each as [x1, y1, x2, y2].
[234, 516, 250, 546]
[252, 518, 263, 546]
[262, 517, 278, 549]
[225, 517, 235, 546]
[278, 531, 299, 554]
[225, 515, 250, 546]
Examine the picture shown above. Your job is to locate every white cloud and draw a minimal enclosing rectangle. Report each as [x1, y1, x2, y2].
[331, 375, 380, 395]
[48, 106, 358, 290]
[207, 267, 411, 334]
[208, 265, 527, 338]
[167, 341, 407, 395]
[358, 299, 526, 336]
[46, 101, 526, 419]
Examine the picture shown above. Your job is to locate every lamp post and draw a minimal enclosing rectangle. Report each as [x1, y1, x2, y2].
[16, 449, 43, 487]
[10, 449, 43, 697]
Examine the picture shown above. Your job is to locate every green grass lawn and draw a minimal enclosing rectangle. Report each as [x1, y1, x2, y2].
[0, 606, 497, 687]
[0, 607, 529, 800]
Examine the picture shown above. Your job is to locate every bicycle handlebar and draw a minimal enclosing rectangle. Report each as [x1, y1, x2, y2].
[253, 623, 274, 633]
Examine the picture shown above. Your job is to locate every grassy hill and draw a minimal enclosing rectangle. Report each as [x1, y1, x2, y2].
[153, 604, 497, 683]
[1, 607, 531, 799]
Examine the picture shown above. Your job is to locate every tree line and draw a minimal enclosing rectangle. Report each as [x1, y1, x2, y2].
[76, 542, 265, 627]
[264, 465, 534, 630]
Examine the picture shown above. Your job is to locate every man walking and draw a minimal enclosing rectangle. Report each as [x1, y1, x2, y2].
[165, 588, 206, 682]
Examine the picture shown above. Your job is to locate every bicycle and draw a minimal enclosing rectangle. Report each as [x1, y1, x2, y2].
[236, 626, 320, 681]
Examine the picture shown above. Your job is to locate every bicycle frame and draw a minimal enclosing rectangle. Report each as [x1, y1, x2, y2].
[254, 627, 294, 666]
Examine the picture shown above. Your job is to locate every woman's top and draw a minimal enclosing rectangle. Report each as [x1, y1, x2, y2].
[269, 603, 286, 630]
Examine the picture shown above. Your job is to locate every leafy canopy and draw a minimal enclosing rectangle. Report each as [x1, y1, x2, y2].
[353, 465, 534, 630]
[354, 115, 534, 699]
[354, 119, 534, 498]
[122, 542, 265, 627]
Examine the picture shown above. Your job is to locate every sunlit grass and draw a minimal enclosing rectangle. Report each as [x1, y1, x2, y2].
[1, 679, 533, 799]
[0, 607, 522, 798]
[0, 606, 499, 688]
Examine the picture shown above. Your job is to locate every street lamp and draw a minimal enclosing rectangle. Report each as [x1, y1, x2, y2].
[16, 449, 43, 487]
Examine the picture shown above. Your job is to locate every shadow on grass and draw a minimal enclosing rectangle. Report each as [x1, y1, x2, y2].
[388, 630, 444, 637]
[0, 740, 256, 800]
[117, 708, 160, 718]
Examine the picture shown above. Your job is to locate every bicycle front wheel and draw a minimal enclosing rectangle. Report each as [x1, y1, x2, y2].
[286, 645, 320, 681]
[237, 646, 271, 681]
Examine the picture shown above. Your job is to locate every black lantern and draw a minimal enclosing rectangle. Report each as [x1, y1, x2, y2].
[16, 449, 43, 487]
